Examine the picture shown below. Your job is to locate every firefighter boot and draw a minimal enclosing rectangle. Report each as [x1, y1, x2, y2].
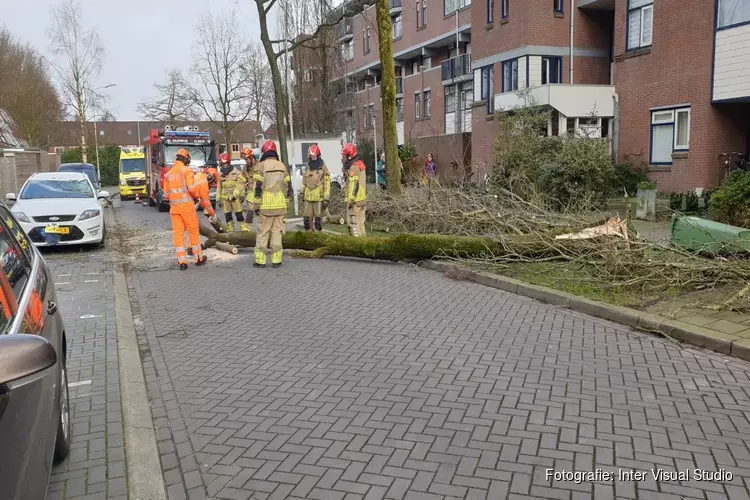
[313, 216, 322, 232]
[179, 263, 188, 271]
[303, 217, 311, 231]
[196, 256, 208, 266]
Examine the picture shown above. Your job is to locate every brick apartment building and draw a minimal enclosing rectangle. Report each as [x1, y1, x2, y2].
[300, 0, 750, 192]
[50, 120, 263, 160]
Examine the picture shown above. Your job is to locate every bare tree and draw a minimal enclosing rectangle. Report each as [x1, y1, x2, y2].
[98, 109, 117, 122]
[187, 10, 253, 151]
[0, 29, 64, 148]
[137, 69, 198, 125]
[242, 43, 274, 126]
[47, 0, 104, 162]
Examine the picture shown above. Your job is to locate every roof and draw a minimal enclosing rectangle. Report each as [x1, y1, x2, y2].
[30, 171, 89, 180]
[53, 120, 264, 147]
[60, 163, 95, 169]
[0, 109, 29, 149]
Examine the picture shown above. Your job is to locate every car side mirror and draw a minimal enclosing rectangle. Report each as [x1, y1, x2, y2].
[0, 334, 57, 387]
[97, 190, 110, 199]
[5, 193, 16, 203]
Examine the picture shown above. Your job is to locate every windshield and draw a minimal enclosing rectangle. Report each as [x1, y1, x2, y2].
[163, 144, 217, 167]
[20, 179, 94, 199]
[120, 158, 146, 173]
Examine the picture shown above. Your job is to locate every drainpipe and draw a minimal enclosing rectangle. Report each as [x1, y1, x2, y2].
[569, 0, 574, 84]
[613, 93, 620, 163]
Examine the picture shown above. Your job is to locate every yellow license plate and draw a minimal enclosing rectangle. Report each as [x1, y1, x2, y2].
[45, 226, 70, 235]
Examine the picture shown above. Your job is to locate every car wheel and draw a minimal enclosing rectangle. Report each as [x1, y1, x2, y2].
[53, 353, 71, 464]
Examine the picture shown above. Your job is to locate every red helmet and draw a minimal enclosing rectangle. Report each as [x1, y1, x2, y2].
[219, 152, 231, 165]
[341, 143, 357, 159]
[261, 140, 277, 154]
[308, 144, 321, 159]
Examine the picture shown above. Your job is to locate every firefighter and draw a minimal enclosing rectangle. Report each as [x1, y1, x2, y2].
[301, 145, 331, 232]
[193, 171, 217, 219]
[252, 140, 292, 268]
[218, 152, 248, 232]
[342, 143, 367, 237]
[234, 147, 258, 230]
[165, 148, 207, 270]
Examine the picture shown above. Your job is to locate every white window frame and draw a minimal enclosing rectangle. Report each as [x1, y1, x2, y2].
[392, 13, 403, 40]
[674, 108, 691, 150]
[415, 92, 421, 119]
[649, 106, 691, 165]
[423, 90, 431, 118]
[231, 143, 240, 153]
[627, 0, 653, 50]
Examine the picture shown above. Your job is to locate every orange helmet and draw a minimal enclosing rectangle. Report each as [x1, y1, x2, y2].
[308, 144, 321, 159]
[218, 152, 231, 165]
[206, 172, 215, 184]
[261, 140, 277, 154]
[341, 143, 357, 159]
[242, 147, 253, 158]
[176, 148, 190, 165]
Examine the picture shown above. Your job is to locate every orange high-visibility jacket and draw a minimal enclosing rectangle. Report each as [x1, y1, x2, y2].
[164, 161, 199, 209]
[193, 172, 215, 214]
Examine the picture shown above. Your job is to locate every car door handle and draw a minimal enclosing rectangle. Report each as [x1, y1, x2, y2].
[46, 301, 57, 315]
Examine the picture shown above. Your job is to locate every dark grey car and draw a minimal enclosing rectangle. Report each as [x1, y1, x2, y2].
[0, 204, 70, 500]
[58, 163, 101, 191]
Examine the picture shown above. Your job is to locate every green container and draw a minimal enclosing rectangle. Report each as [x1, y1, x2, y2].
[670, 215, 750, 254]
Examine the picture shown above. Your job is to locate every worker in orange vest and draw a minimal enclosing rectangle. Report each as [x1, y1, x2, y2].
[193, 171, 217, 219]
[164, 149, 207, 270]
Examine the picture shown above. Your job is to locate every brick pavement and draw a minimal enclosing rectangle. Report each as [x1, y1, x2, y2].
[125, 248, 750, 500]
[43, 249, 126, 500]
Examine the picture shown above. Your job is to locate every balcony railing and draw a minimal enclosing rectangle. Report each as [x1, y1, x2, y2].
[441, 54, 472, 81]
[395, 77, 403, 94]
[389, 0, 403, 10]
[336, 18, 353, 40]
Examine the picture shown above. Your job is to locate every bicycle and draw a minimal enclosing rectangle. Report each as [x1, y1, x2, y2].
[718, 151, 749, 179]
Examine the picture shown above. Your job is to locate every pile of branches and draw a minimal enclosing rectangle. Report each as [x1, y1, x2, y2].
[364, 184, 596, 236]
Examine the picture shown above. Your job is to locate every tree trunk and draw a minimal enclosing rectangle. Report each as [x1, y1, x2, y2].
[78, 102, 87, 163]
[375, 0, 401, 195]
[199, 225, 592, 262]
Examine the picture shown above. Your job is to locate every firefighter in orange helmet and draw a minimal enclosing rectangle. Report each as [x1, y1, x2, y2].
[342, 143, 367, 237]
[301, 144, 331, 232]
[193, 171, 217, 219]
[234, 147, 258, 229]
[252, 140, 292, 268]
[218, 152, 248, 231]
[164, 148, 207, 270]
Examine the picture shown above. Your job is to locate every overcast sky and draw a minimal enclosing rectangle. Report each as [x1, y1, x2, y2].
[2, 0, 280, 121]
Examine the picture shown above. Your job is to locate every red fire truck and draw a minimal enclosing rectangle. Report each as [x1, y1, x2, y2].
[145, 125, 218, 212]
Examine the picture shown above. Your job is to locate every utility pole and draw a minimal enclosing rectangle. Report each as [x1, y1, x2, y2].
[282, 0, 298, 215]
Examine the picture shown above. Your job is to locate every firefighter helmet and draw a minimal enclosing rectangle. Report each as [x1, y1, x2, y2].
[242, 147, 253, 158]
[218, 152, 231, 165]
[308, 144, 321, 159]
[176, 148, 191, 165]
[261, 140, 277, 154]
[341, 143, 357, 159]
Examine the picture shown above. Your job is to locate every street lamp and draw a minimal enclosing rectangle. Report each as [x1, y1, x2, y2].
[90, 84, 116, 183]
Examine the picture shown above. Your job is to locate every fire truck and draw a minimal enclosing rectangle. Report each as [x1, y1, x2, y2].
[145, 125, 218, 212]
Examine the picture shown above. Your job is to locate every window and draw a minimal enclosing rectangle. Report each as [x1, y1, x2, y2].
[369, 104, 375, 128]
[54, 147, 65, 154]
[542, 56, 563, 84]
[0, 215, 31, 302]
[303, 69, 313, 82]
[554, 0, 563, 13]
[365, 28, 371, 53]
[487, 0, 494, 23]
[445, 0, 470, 16]
[415, 92, 421, 119]
[481, 66, 494, 114]
[650, 107, 691, 165]
[396, 98, 404, 122]
[445, 85, 457, 114]
[717, 0, 750, 28]
[502, 58, 518, 92]
[423, 91, 431, 117]
[127, 129, 133, 135]
[422, 0, 427, 27]
[342, 40, 354, 61]
[393, 14, 403, 40]
[627, 0, 653, 50]
[231, 143, 240, 153]
[362, 106, 368, 129]
[0, 207, 32, 266]
[417, 1, 427, 28]
[502, 0, 508, 19]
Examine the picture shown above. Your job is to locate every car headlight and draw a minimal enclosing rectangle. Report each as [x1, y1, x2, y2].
[79, 209, 101, 221]
[12, 211, 31, 223]
[120, 180, 127, 186]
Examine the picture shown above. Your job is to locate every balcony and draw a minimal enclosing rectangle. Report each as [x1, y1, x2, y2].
[336, 18, 353, 41]
[494, 84, 616, 118]
[395, 77, 403, 95]
[389, 0, 402, 14]
[441, 54, 472, 84]
[713, 23, 750, 102]
[335, 92, 355, 110]
[577, 0, 614, 8]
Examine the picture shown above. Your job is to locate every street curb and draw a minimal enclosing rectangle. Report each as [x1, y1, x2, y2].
[419, 260, 745, 362]
[106, 207, 168, 500]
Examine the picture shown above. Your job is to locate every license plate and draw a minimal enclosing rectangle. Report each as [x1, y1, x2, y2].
[45, 225, 70, 235]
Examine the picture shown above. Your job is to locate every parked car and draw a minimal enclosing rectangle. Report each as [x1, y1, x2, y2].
[6, 172, 109, 247]
[58, 163, 101, 191]
[0, 203, 70, 500]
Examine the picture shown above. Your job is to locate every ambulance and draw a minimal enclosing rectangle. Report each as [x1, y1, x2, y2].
[118, 146, 147, 200]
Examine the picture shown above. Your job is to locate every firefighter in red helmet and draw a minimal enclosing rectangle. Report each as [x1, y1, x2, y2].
[301, 144, 331, 232]
[341, 143, 367, 237]
[252, 140, 293, 267]
[218, 152, 249, 232]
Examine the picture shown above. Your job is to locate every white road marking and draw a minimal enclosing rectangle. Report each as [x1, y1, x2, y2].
[58, 274, 71, 277]
[69, 380, 92, 388]
[84, 279, 98, 283]
[55, 282, 70, 286]
[80, 314, 103, 319]
[85, 272, 99, 276]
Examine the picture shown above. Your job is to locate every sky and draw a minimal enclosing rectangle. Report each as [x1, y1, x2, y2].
[1, 0, 280, 120]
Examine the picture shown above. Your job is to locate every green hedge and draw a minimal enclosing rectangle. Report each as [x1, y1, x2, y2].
[60, 146, 121, 186]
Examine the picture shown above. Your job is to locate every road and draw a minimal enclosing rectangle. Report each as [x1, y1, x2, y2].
[52, 197, 750, 500]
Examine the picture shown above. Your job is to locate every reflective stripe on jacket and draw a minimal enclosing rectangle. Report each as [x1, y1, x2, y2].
[164, 161, 198, 207]
[220, 166, 241, 200]
[302, 163, 331, 202]
[254, 158, 290, 216]
[193, 172, 214, 212]
[346, 159, 367, 205]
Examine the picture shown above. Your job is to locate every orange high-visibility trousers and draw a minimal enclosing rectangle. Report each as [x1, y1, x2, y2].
[170, 205, 203, 264]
